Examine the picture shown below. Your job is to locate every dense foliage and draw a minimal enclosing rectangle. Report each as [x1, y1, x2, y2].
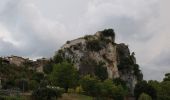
[101, 29, 115, 38]
[32, 87, 64, 100]
[94, 61, 108, 81]
[117, 45, 143, 81]
[134, 81, 157, 100]
[138, 93, 152, 100]
[80, 75, 126, 100]
[148, 74, 170, 100]
[49, 62, 79, 91]
[0, 58, 42, 91]
[135, 73, 170, 100]
[86, 39, 104, 51]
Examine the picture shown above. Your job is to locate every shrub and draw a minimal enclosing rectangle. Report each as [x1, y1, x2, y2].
[94, 61, 108, 81]
[134, 81, 157, 100]
[101, 29, 115, 38]
[80, 76, 126, 99]
[138, 93, 152, 100]
[49, 62, 78, 91]
[32, 87, 64, 100]
[80, 75, 100, 97]
[84, 35, 95, 40]
[68, 88, 75, 93]
[86, 39, 103, 51]
[29, 80, 39, 90]
[75, 86, 83, 94]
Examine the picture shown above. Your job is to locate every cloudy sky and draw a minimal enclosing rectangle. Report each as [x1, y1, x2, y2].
[0, 0, 170, 81]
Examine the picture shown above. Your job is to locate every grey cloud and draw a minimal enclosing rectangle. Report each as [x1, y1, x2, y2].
[0, 0, 169, 81]
[0, 39, 18, 55]
[0, 0, 68, 58]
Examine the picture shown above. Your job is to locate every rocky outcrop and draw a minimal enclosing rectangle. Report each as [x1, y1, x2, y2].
[56, 29, 142, 94]
[116, 43, 139, 94]
[59, 29, 119, 78]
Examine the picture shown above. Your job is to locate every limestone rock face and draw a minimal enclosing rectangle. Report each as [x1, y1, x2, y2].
[59, 29, 119, 78]
[57, 29, 142, 93]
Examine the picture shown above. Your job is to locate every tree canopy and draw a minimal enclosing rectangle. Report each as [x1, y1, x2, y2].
[49, 62, 78, 91]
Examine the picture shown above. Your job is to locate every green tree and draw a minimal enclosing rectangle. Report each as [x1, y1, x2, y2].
[32, 72, 44, 83]
[49, 62, 78, 91]
[29, 80, 39, 90]
[163, 73, 170, 82]
[133, 64, 143, 81]
[158, 81, 170, 100]
[80, 76, 126, 100]
[138, 93, 152, 100]
[94, 61, 108, 81]
[43, 60, 53, 74]
[80, 75, 100, 97]
[53, 53, 64, 64]
[32, 87, 64, 100]
[113, 78, 127, 90]
[102, 80, 126, 100]
[134, 81, 157, 100]
[101, 29, 115, 38]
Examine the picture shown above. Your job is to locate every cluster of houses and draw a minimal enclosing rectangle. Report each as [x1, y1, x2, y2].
[0, 55, 49, 90]
[1, 55, 49, 72]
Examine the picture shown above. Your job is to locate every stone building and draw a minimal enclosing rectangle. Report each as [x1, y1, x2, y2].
[4, 55, 28, 66]
[35, 58, 49, 73]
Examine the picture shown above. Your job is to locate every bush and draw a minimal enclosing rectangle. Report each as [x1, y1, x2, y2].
[94, 61, 108, 81]
[138, 93, 152, 100]
[80, 75, 126, 99]
[29, 80, 39, 90]
[32, 87, 64, 100]
[100, 80, 126, 100]
[86, 39, 104, 51]
[101, 29, 115, 38]
[43, 61, 53, 74]
[80, 75, 100, 97]
[32, 72, 44, 83]
[49, 62, 78, 91]
[67, 88, 75, 93]
[53, 54, 63, 64]
[84, 35, 95, 41]
[113, 78, 127, 90]
[134, 81, 157, 100]
[0, 96, 25, 100]
[75, 86, 83, 94]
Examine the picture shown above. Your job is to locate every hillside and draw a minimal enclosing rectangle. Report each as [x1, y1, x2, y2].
[55, 29, 143, 93]
[0, 29, 144, 100]
[1, 29, 169, 100]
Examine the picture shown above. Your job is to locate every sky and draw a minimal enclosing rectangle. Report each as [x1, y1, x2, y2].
[0, 0, 170, 81]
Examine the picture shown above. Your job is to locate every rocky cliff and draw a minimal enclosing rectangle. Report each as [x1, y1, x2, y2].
[56, 29, 143, 93]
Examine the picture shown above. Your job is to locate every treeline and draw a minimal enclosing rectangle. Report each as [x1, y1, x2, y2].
[1, 55, 170, 100]
[33, 55, 129, 100]
[134, 73, 170, 100]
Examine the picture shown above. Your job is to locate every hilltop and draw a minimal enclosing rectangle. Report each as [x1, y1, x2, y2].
[55, 29, 143, 93]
